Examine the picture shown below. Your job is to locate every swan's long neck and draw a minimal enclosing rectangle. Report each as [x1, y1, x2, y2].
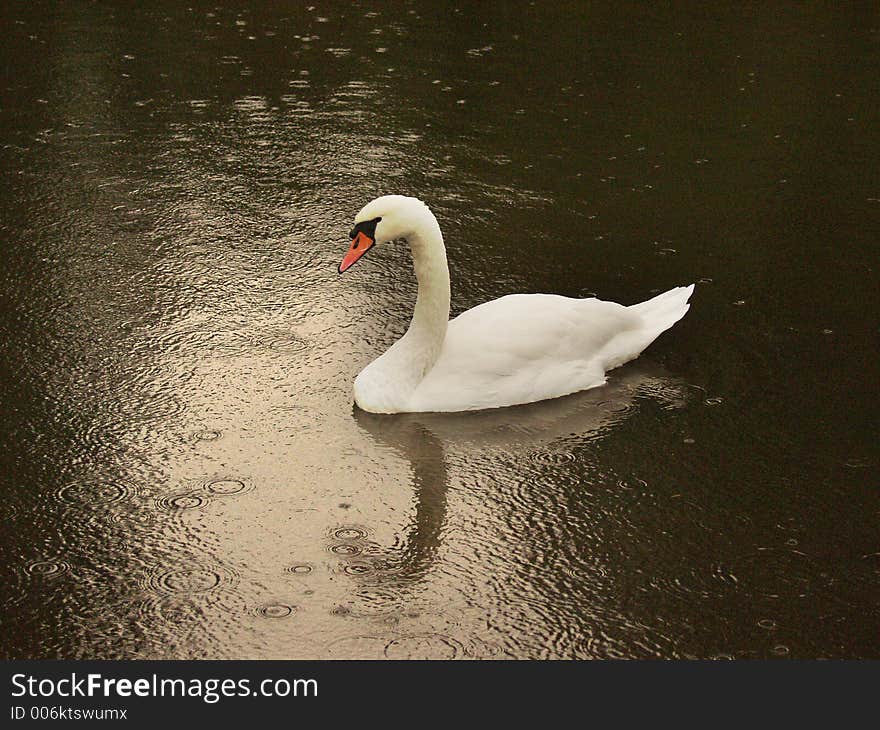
[404, 211, 450, 372]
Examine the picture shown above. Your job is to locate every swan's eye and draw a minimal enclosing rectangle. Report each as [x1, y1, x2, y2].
[350, 217, 382, 240]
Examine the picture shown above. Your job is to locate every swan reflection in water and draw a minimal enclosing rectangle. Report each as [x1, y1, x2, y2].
[346, 364, 688, 585]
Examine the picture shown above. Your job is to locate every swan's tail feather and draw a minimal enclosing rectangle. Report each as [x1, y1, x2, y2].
[599, 284, 694, 371]
[629, 284, 695, 335]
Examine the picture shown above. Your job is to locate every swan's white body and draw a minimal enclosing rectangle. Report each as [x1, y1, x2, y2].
[342, 196, 693, 414]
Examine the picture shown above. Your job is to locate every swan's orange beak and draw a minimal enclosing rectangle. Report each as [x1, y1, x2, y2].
[338, 231, 375, 274]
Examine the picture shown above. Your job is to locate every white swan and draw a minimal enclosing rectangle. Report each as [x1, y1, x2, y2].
[338, 195, 694, 414]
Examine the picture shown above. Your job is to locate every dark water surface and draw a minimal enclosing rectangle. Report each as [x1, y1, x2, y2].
[1, 2, 878, 659]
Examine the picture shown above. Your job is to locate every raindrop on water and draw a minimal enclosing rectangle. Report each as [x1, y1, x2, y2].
[156, 493, 207, 511]
[343, 562, 374, 576]
[254, 603, 295, 619]
[25, 560, 70, 579]
[329, 543, 362, 557]
[205, 478, 251, 496]
[145, 564, 238, 596]
[56, 480, 137, 506]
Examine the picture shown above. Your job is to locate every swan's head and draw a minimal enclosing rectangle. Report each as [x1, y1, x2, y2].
[338, 195, 431, 274]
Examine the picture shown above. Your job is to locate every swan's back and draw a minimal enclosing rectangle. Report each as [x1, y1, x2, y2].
[404, 287, 694, 412]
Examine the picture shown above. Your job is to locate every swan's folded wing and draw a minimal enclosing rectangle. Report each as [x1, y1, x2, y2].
[407, 294, 640, 411]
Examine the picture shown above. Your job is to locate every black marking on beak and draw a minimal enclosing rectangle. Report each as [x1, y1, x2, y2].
[350, 217, 382, 240]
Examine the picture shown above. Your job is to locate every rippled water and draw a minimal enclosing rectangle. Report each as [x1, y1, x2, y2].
[1, 3, 878, 659]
